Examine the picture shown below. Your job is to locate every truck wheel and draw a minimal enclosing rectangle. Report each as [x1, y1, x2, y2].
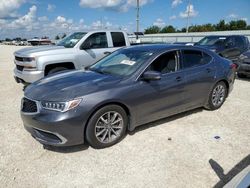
[47, 67, 68, 75]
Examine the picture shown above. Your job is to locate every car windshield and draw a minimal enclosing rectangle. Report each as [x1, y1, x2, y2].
[89, 49, 155, 77]
[57, 32, 87, 48]
[196, 36, 226, 46]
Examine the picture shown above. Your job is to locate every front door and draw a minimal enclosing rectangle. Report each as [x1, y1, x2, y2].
[78, 32, 110, 68]
[132, 50, 187, 125]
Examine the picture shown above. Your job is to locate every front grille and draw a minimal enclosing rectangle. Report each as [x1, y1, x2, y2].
[16, 65, 24, 71]
[22, 98, 38, 113]
[15, 56, 23, 62]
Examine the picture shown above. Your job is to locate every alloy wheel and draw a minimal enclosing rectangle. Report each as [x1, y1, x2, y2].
[95, 111, 124, 144]
[212, 84, 226, 107]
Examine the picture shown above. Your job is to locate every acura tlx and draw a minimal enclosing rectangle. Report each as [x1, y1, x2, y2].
[20, 45, 236, 149]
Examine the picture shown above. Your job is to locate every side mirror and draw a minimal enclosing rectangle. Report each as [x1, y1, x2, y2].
[142, 71, 161, 81]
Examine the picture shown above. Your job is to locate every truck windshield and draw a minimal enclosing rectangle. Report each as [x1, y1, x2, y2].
[89, 49, 154, 77]
[196, 36, 226, 46]
[57, 32, 86, 48]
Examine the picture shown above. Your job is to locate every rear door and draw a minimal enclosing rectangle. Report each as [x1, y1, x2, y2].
[180, 49, 215, 109]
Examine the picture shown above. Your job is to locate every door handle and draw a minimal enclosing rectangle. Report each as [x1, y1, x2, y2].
[176, 76, 182, 82]
[104, 51, 111, 55]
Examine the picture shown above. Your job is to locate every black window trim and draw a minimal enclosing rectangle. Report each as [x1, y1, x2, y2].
[180, 49, 214, 71]
[111, 32, 126, 48]
[136, 49, 182, 81]
[80, 32, 108, 50]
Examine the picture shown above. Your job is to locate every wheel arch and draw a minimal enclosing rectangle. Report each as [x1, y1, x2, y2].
[44, 62, 76, 76]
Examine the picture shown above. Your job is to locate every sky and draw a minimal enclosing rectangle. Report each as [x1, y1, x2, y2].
[0, 0, 249, 39]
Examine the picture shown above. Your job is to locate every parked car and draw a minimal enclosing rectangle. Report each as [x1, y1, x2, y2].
[14, 30, 130, 84]
[237, 50, 250, 78]
[21, 44, 236, 149]
[195, 35, 249, 63]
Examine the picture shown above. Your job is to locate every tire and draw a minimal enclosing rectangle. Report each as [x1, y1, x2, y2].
[47, 67, 68, 75]
[206, 81, 228, 110]
[86, 105, 128, 149]
[237, 73, 246, 78]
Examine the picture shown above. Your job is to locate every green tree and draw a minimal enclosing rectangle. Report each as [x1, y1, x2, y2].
[236, 20, 247, 30]
[160, 25, 176, 33]
[144, 26, 161, 34]
[216, 20, 229, 31]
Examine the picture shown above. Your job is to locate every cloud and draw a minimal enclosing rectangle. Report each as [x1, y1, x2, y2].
[172, 0, 182, 8]
[79, 0, 152, 12]
[0, 0, 25, 19]
[91, 20, 113, 29]
[240, 17, 248, 22]
[169, 15, 177, 20]
[8, 5, 37, 31]
[153, 18, 165, 27]
[47, 4, 56, 12]
[179, 4, 198, 18]
[228, 14, 238, 19]
[38, 16, 48, 22]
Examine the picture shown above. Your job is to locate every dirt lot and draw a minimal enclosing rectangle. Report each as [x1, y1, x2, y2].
[0, 45, 249, 188]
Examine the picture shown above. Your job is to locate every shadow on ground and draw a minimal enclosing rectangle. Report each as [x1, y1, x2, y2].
[129, 107, 203, 135]
[43, 144, 89, 153]
[209, 154, 250, 188]
[45, 107, 204, 153]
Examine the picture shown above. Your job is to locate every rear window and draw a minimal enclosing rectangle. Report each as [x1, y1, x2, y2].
[182, 50, 212, 69]
[111, 32, 126, 47]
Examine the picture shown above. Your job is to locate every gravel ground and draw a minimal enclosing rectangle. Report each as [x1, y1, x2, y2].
[0, 45, 249, 188]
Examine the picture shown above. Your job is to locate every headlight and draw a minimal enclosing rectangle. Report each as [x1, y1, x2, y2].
[23, 57, 35, 62]
[41, 99, 82, 112]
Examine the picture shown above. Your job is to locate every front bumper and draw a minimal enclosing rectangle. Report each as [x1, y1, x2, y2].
[21, 100, 89, 146]
[14, 68, 44, 84]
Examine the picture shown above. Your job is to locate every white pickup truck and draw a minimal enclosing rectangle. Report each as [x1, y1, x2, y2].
[14, 30, 130, 84]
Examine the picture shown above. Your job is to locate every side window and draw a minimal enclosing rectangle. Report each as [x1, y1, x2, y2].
[225, 37, 235, 48]
[182, 50, 211, 69]
[148, 51, 178, 74]
[235, 37, 245, 50]
[111, 32, 126, 47]
[82, 32, 108, 49]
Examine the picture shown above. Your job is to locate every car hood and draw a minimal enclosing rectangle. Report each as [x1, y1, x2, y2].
[24, 70, 122, 101]
[14, 45, 75, 57]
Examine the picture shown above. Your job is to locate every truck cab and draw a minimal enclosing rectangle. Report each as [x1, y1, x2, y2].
[14, 30, 130, 84]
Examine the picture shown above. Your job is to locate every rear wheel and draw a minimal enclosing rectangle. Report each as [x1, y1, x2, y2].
[86, 105, 128, 149]
[206, 81, 228, 110]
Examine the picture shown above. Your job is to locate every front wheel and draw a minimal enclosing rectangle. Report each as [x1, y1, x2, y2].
[206, 81, 228, 110]
[86, 105, 128, 149]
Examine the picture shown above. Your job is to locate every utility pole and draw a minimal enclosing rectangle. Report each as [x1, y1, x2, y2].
[186, 0, 191, 33]
[136, 0, 140, 40]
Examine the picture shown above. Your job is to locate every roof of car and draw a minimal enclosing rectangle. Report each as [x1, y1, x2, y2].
[125, 44, 209, 52]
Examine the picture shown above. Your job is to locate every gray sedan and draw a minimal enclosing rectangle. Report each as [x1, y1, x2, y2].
[21, 45, 236, 149]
